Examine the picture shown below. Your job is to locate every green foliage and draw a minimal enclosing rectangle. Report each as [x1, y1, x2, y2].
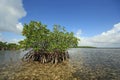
[22, 21, 80, 53]
[0, 41, 7, 50]
[47, 25, 79, 52]
[18, 40, 27, 49]
[7, 43, 19, 50]
[22, 21, 50, 51]
[0, 41, 19, 50]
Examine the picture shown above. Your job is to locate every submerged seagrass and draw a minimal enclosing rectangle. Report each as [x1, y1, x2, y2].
[20, 21, 79, 64]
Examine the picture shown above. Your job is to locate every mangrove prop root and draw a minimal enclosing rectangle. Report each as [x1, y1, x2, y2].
[22, 51, 69, 64]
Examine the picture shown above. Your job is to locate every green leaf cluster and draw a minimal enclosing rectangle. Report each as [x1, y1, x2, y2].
[22, 21, 80, 53]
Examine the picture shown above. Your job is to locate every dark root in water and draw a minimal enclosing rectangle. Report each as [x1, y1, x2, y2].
[22, 49, 69, 64]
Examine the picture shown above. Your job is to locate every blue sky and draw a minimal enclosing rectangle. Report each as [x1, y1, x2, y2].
[0, 0, 120, 47]
[22, 0, 120, 36]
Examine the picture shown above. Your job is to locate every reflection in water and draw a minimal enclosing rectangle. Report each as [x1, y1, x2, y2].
[0, 48, 120, 80]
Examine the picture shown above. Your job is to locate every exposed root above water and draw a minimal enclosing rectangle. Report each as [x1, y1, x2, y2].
[22, 49, 69, 64]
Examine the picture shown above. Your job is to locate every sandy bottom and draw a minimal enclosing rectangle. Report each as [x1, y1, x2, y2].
[0, 61, 78, 80]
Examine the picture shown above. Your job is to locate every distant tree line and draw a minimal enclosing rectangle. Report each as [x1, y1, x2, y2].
[77, 46, 96, 48]
[0, 41, 19, 50]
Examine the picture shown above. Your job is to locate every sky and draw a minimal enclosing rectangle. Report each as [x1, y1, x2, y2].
[0, 0, 120, 47]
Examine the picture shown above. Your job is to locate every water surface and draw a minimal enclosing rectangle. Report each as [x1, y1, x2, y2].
[0, 48, 120, 80]
[68, 48, 120, 80]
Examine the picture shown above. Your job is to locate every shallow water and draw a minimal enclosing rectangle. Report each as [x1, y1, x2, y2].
[68, 48, 120, 80]
[0, 48, 120, 80]
[0, 50, 23, 66]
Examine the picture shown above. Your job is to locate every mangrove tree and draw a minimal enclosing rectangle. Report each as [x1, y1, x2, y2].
[22, 21, 80, 64]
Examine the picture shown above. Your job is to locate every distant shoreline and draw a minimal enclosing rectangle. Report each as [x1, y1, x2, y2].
[77, 46, 120, 49]
[77, 46, 96, 48]
[96, 47, 120, 49]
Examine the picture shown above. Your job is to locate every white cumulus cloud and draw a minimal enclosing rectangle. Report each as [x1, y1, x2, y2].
[75, 29, 82, 38]
[0, 0, 26, 34]
[78, 22, 120, 47]
[8, 38, 24, 44]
